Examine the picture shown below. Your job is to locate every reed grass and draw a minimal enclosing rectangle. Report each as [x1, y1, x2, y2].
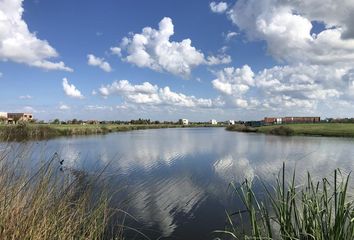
[0, 148, 126, 239]
[0, 123, 220, 141]
[216, 164, 354, 239]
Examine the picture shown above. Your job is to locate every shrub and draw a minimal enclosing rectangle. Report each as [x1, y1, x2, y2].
[269, 126, 294, 136]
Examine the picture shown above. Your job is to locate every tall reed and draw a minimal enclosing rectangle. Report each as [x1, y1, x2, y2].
[0, 147, 125, 239]
[217, 164, 354, 239]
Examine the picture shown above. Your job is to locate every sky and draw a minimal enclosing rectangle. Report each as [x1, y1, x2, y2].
[1, 0, 354, 121]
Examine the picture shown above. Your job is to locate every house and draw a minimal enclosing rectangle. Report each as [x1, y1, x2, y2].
[7, 113, 33, 123]
[210, 119, 218, 125]
[181, 119, 189, 125]
[0, 112, 7, 123]
[264, 117, 320, 125]
[228, 120, 235, 125]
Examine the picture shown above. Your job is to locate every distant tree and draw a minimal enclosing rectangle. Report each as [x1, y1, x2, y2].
[72, 118, 78, 124]
[52, 118, 60, 124]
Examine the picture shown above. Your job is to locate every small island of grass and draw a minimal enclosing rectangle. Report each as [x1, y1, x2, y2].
[226, 123, 354, 138]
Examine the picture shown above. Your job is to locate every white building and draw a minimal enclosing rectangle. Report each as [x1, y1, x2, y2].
[210, 119, 218, 125]
[0, 112, 7, 119]
[181, 119, 189, 125]
[228, 120, 235, 125]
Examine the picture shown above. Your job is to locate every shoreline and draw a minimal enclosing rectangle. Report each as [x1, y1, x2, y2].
[0, 123, 223, 141]
[226, 123, 354, 138]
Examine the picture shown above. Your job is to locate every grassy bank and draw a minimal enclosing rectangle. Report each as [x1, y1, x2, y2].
[0, 151, 125, 239]
[227, 123, 354, 137]
[0, 123, 219, 141]
[217, 165, 354, 239]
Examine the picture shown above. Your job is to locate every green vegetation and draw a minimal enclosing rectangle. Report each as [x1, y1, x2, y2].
[216, 164, 354, 239]
[0, 122, 220, 141]
[227, 123, 354, 138]
[225, 124, 258, 133]
[268, 125, 295, 136]
[0, 151, 125, 239]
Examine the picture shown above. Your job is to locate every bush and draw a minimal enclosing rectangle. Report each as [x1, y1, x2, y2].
[269, 126, 294, 136]
[226, 124, 258, 133]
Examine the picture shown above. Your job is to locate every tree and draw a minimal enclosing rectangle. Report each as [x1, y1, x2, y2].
[52, 119, 60, 124]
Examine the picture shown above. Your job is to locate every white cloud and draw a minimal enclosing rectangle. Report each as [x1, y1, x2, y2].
[212, 64, 348, 110]
[87, 54, 112, 72]
[225, 31, 238, 41]
[59, 103, 70, 110]
[207, 0, 354, 114]
[84, 105, 113, 111]
[19, 95, 32, 99]
[62, 78, 84, 99]
[110, 47, 121, 56]
[98, 80, 216, 108]
[113, 17, 230, 78]
[227, 0, 354, 66]
[206, 54, 232, 65]
[212, 65, 254, 96]
[0, 0, 72, 71]
[210, 1, 228, 13]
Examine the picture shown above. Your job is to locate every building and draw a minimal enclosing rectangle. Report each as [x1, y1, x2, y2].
[181, 119, 189, 125]
[7, 113, 33, 123]
[264, 117, 320, 125]
[210, 119, 218, 125]
[228, 120, 235, 125]
[0, 112, 7, 123]
[0, 112, 7, 119]
[245, 121, 264, 127]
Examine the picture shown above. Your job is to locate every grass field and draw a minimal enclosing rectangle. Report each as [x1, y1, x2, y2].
[0, 123, 221, 141]
[227, 123, 354, 138]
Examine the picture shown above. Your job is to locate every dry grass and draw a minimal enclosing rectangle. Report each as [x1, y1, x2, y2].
[0, 147, 125, 239]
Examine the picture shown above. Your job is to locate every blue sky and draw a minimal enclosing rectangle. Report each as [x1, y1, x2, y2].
[1, 0, 354, 121]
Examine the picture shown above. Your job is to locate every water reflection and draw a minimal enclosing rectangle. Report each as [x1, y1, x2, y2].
[2, 128, 354, 239]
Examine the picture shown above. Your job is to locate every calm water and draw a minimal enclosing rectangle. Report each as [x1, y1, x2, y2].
[3, 127, 354, 239]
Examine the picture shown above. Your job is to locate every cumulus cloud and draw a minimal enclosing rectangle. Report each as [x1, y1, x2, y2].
[112, 17, 231, 78]
[98, 80, 217, 108]
[87, 54, 112, 72]
[206, 54, 232, 65]
[210, 1, 228, 13]
[0, 0, 72, 71]
[212, 65, 254, 96]
[212, 64, 346, 110]
[208, 0, 354, 114]
[227, 0, 354, 65]
[62, 78, 84, 99]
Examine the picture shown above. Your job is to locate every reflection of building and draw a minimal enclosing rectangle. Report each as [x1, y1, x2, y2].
[7, 113, 33, 123]
[210, 119, 218, 125]
[264, 117, 320, 125]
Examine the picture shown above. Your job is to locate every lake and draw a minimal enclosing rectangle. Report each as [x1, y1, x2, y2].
[3, 127, 354, 239]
